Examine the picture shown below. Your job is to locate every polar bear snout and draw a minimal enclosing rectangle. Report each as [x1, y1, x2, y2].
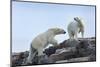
[61, 30, 66, 34]
[63, 31, 66, 34]
[58, 29, 66, 34]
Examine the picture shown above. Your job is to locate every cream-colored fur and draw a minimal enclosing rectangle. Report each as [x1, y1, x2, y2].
[26, 28, 66, 63]
[67, 17, 84, 40]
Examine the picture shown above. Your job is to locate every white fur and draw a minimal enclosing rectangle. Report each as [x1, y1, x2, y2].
[67, 17, 84, 40]
[26, 28, 66, 63]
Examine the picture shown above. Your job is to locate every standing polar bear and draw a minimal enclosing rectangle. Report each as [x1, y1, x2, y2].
[67, 17, 84, 40]
[26, 28, 66, 64]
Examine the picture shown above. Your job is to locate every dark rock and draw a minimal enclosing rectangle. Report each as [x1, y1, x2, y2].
[12, 52, 25, 66]
[43, 40, 79, 56]
[65, 40, 80, 47]
[58, 40, 68, 48]
[67, 57, 90, 62]
[23, 51, 29, 58]
[48, 47, 77, 62]
[43, 46, 57, 57]
[56, 39, 79, 48]
[38, 55, 54, 64]
[89, 54, 96, 61]
[45, 38, 96, 63]
[76, 40, 96, 57]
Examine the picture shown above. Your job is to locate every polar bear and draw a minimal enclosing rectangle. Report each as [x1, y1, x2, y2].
[67, 17, 84, 40]
[26, 28, 66, 64]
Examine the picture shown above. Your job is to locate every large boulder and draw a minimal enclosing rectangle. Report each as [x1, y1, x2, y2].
[43, 38, 96, 63]
[46, 47, 77, 63]
[65, 40, 80, 47]
[12, 52, 25, 67]
[43, 40, 79, 57]
[76, 40, 96, 57]
[43, 46, 57, 57]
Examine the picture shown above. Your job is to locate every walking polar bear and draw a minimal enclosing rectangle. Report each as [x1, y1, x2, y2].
[26, 28, 66, 64]
[67, 17, 84, 40]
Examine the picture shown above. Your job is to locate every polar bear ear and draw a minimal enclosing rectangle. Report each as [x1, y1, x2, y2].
[74, 17, 81, 22]
[74, 16, 82, 20]
[74, 17, 78, 20]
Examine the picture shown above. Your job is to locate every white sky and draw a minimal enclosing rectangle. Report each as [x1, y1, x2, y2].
[12, 1, 96, 52]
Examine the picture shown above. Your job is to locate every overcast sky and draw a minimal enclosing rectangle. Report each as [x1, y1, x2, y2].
[12, 1, 96, 52]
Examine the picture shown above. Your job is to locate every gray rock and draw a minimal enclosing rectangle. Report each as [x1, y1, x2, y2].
[56, 57, 90, 63]
[64, 39, 80, 47]
[60, 39, 79, 48]
[48, 47, 77, 62]
[76, 40, 96, 57]
[43, 40, 79, 57]
[67, 57, 90, 62]
[43, 46, 57, 57]
[45, 38, 96, 63]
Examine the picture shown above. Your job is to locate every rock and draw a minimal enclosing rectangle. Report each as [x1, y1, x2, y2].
[43, 40, 79, 56]
[65, 40, 80, 47]
[55, 48, 67, 54]
[43, 46, 57, 57]
[44, 37, 96, 63]
[57, 40, 68, 48]
[56, 39, 79, 48]
[23, 51, 29, 58]
[89, 54, 96, 61]
[48, 47, 77, 62]
[12, 37, 96, 66]
[76, 40, 96, 57]
[56, 60, 68, 63]
[12, 52, 25, 66]
[67, 57, 90, 62]
[56, 57, 90, 63]
[55, 57, 89, 63]
[38, 55, 54, 64]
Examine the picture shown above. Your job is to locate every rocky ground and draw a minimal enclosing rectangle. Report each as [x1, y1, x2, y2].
[11, 37, 96, 67]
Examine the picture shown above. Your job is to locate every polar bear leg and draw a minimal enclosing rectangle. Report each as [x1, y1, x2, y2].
[26, 49, 33, 64]
[37, 47, 44, 56]
[74, 32, 78, 40]
[70, 34, 74, 40]
[26, 45, 38, 64]
[27, 53, 33, 64]
[68, 31, 74, 41]
[81, 31, 84, 38]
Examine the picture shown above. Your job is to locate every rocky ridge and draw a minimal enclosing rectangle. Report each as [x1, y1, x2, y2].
[11, 37, 96, 67]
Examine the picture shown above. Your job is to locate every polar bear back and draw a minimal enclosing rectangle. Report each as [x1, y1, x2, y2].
[31, 30, 56, 49]
[31, 33, 48, 49]
[67, 21, 79, 33]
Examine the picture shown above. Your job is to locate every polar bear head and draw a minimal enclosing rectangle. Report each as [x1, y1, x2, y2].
[48, 28, 66, 35]
[74, 17, 81, 22]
